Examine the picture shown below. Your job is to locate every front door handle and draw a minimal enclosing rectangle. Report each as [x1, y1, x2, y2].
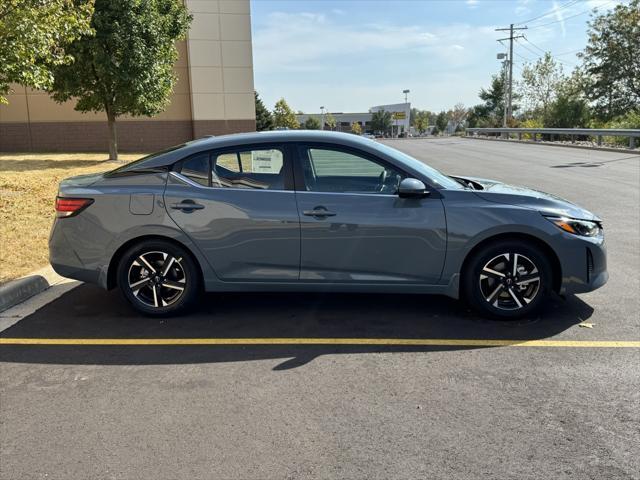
[171, 200, 205, 212]
[303, 208, 336, 218]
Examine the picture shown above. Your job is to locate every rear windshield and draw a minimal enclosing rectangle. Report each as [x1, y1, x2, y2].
[106, 144, 186, 176]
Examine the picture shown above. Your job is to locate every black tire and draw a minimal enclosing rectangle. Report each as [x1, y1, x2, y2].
[116, 239, 200, 316]
[462, 239, 552, 319]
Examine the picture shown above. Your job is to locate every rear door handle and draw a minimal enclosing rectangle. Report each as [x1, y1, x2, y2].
[303, 208, 336, 218]
[171, 200, 205, 212]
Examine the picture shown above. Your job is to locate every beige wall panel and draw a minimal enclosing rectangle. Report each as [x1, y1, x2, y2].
[175, 41, 189, 67]
[220, 13, 251, 41]
[186, 0, 219, 13]
[219, 0, 249, 14]
[224, 93, 255, 119]
[119, 93, 192, 121]
[191, 93, 225, 120]
[0, 94, 28, 122]
[187, 40, 222, 67]
[223, 67, 254, 94]
[26, 97, 103, 122]
[190, 67, 224, 93]
[221, 41, 252, 67]
[173, 67, 191, 95]
[189, 13, 220, 40]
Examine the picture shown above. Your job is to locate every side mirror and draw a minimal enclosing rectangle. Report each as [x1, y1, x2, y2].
[398, 178, 429, 198]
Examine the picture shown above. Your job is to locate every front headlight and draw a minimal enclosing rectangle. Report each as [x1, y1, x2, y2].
[545, 216, 602, 237]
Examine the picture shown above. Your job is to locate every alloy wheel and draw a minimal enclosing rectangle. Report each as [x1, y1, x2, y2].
[127, 251, 186, 308]
[478, 253, 541, 310]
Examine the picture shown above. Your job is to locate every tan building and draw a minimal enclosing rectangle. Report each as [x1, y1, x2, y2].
[0, 0, 256, 152]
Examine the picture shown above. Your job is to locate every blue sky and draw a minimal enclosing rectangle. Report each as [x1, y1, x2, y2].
[250, 0, 625, 113]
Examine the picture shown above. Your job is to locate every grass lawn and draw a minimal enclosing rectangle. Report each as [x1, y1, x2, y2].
[0, 152, 144, 285]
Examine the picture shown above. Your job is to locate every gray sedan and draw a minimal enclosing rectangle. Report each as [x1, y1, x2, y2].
[49, 131, 607, 318]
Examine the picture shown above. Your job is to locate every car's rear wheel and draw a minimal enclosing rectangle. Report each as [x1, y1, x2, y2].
[463, 240, 552, 319]
[117, 240, 200, 316]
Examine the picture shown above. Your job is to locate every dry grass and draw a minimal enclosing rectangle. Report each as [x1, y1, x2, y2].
[0, 152, 145, 284]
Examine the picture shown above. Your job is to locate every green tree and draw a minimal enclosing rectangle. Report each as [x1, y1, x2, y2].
[521, 52, 564, 117]
[303, 116, 321, 130]
[254, 91, 273, 131]
[49, 0, 191, 160]
[0, 0, 93, 104]
[544, 93, 590, 128]
[325, 112, 337, 131]
[370, 109, 392, 134]
[273, 98, 299, 129]
[414, 110, 429, 134]
[350, 121, 362, 135]
[470, 73, 520, 127]
[578, 0, 640, 119]
[435, 111, 448, 134]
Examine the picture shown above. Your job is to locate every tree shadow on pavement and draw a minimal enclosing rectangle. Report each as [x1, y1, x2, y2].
[0, 284, 594, 370]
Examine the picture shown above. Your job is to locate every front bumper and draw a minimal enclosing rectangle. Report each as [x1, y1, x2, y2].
[558, 233, 608, 295]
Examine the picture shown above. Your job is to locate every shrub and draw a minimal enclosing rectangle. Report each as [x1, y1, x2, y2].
[604, 110, 640, 147]
[520, 118, 544, 139]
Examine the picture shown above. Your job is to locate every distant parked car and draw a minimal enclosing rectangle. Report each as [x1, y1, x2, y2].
[50, 131, 607, 318]
[361, 133, 376, 139]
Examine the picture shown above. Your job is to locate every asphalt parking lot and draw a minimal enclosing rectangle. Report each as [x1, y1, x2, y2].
[1, 138, 639, 479]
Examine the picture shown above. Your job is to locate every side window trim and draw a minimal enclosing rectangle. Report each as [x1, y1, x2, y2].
[173, 143, 296, 191]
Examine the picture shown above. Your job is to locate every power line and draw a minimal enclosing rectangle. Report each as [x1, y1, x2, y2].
[525, 0, 618, 30]
[513, 51, 534, 63]
[515, 0, 581, 26]
[519, 37, 578, 67]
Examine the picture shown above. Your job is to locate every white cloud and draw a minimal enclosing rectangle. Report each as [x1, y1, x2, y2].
[466, 0, 479, 8]
[552, 0, 567, 37]
[253, 11, 493, 73]
[252, 11, 502, 111]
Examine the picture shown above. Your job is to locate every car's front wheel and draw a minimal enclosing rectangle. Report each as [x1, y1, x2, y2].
[463, 240, 552, 319]
[117, 240, 200, 316]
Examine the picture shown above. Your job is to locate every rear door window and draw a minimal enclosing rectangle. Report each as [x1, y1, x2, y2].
[212, 148, 286, 190]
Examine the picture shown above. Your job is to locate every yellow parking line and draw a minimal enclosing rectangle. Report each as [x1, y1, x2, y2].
[0, 338, 639, 348]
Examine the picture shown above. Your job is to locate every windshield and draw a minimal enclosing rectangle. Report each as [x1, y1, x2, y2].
[371, 142, 463, 190]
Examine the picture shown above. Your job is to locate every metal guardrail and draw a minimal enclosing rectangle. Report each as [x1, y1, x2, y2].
[466, 128, 640, 149]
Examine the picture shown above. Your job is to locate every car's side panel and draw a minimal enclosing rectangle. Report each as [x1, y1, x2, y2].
[295, 191, 447, 283]
[164, 176, 301, 282]
[439, 189, 605, 296]
[50, 173, 219, 289]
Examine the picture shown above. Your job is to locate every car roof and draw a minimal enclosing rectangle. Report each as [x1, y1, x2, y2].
[119, 130, 379, 172]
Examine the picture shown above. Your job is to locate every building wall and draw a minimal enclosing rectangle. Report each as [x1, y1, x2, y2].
[0, 0, 256, 152]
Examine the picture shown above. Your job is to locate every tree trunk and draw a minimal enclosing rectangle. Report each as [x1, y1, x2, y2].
[107, 112, 118, 161]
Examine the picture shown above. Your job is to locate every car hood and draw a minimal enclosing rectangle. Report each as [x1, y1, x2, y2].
[453, 175, 600, 221]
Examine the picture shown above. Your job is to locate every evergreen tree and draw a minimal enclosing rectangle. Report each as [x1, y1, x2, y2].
[254, 91, 273, 131]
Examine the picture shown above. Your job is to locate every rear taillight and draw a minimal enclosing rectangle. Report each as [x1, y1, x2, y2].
[55, 197, 94, 218]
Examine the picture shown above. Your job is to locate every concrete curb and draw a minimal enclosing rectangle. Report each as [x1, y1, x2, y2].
[461, 136, 640, 155]
[0, 266, 70, 313]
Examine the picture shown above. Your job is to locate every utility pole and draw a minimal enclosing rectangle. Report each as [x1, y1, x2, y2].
[320, 106, 325, 130]
[496, 24, 526, 125]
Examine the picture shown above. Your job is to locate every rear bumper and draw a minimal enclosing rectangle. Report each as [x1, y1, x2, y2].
[49, 218, 107, 288]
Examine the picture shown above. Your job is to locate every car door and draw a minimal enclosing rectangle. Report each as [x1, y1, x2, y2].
[164, 144, 300, 281]
[293, 143, 447, 284]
